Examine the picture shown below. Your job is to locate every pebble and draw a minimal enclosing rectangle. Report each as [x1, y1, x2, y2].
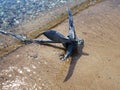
[44, 61, 47, 65]
[16, 54, 20, 58]
[38, 62, 41, 64]
[0, 43, 3, 46]
[23, 67, 31, 72]
[42, 83, 45, 87]
[32, 54, 38, 59]
[17, 69, 23, 74]
[31, 65, 36, 69]
[38, 78, 41, 81]
[39, 86, 42, 90]
[8, 74, 12, 77]
[33, 71, 36, 74]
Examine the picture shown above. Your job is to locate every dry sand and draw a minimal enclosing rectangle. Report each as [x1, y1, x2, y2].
[0, 0, 120, 90]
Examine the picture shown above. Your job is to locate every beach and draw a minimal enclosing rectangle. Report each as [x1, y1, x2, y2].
[0, 0, 120, 90]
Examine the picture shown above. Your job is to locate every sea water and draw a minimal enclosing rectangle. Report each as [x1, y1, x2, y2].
[0, 0, 68, 30]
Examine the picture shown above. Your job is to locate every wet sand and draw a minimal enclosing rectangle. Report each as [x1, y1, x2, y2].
[0, 0, 120, 90]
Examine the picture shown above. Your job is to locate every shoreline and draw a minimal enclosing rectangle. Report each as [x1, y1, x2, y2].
[0, 0, 103, 58]
[0, 0, 120, 89]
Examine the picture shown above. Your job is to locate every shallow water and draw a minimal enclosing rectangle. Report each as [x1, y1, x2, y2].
[0, 0, 68, 30]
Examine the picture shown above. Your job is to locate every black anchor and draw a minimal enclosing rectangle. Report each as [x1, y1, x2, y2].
[0, 8, 84, 60]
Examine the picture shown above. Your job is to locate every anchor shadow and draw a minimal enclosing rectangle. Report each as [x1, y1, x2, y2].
[64, 45, 89, 82]
[40, 43, 89, 82]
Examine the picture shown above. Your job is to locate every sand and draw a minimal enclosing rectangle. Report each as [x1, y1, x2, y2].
[0, 0, 120, 90]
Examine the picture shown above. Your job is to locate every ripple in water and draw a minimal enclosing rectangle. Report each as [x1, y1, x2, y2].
[0, 0, 68, 30]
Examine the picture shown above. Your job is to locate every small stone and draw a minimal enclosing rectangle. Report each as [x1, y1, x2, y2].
[28, 56, 31, 59]
[8, 74, 12, 77]
[23, 67, 31, 72]
[33, 55, 38, 58]
[18, 69, 23, 74]
[30, 54, 38, 59]
[31, 65, 36, 69]
[81, 21, 84, 24]
[0, 43, 3, 46]
[38, 62, 41, 64]
[33, 71, 36, 74]
[16, 55, 20, 58]
[42, 83, 45, 86]
[44, 61, 47, 65]
[39, 86, 42, 89]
